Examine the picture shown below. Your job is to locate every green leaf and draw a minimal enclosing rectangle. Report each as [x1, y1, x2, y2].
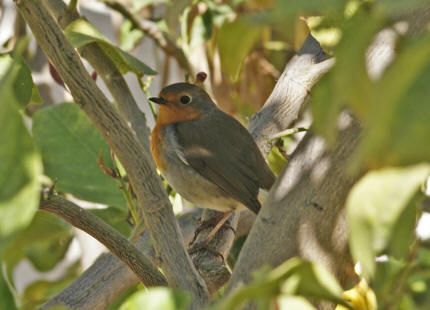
[33, 103, 126, 208]
[278, 296, 317, 310]
[0, 52, 39, 107]
[217, 17, 263, 81]
[372, 256, 406, 305]
[275, 0, 347, 15]
[312, 9, 384, 141]
[65, 18, 156, 78]
[30, 83, 43, 105]
[356, 34, 430, 168]
[346, 164, 430, 279]
[267, 146, 287, 176]
[0, 62, 42, 258]
[332, 10, 384, 117]
[26, 234, 73, 272]
[119, 287, 191, 310]
[210, 258, 345, 310]
[0, 272, 16, 310]
[120, 20, 144, 52]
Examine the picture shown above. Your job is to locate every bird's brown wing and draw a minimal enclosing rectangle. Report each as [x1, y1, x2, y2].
[175, 109, 275, 214]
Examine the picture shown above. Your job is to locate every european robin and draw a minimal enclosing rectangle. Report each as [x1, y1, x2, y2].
[150, 83, 275, 246]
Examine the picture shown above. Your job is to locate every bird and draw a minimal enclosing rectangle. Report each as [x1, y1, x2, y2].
[149, 82, 275, 250]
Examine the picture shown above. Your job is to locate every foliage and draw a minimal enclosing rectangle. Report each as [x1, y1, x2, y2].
[1, 0, 430, 309]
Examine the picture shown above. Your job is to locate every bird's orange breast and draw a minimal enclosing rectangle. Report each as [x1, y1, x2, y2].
[150, 104, 203, 172]
[150, 123, 168, 172]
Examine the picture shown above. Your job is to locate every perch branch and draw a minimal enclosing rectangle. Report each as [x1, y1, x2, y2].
[38, 209, 256, 310]
[15, 0, 210, 307]
[39, 194, 167, 286]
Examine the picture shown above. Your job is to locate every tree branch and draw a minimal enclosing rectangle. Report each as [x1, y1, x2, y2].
[15, 0, 210, 307]
[42, 0, 151, 150]
[38, 208, 256, 310]
[39, 194, 167, 286]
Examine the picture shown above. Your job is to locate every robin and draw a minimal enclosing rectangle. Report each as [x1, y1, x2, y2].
[149, 82, 275, 249]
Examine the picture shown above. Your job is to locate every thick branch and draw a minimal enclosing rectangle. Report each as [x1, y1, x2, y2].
[39, 194, 167, 286]
[250, 34, 334, 156]
[15, 0, 210, 307]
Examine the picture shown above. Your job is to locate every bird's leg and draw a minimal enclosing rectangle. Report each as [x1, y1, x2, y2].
[189, 211, 235, 247]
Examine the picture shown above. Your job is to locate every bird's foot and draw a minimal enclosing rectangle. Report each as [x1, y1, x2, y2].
[188, 241, 224, 261]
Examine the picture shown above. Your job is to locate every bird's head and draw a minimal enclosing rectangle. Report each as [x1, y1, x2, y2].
[149, 83, 215, 125]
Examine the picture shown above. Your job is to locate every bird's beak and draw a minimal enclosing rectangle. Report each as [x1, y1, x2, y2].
[149, 97, 166, 105]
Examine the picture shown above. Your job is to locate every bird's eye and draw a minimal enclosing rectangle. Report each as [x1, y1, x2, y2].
[180, 95, 191, 104]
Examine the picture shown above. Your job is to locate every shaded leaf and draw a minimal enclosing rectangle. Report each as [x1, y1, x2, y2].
[65, 18, 156, 78]
[217, 17, 263, 81]
[3, 212, 72, 273]
[26, 234, 73, 272]
[312, 9, 384, 142]
[278, 296, 317, 310]
[346, 164, 430, 279]
[0, 272, 16, 310]
[275, 0, 347, 15]
[33, 103, 126, 208]
[357, 34, 430, 168]
[89, 207, 131, 237]
[332, 10, 384, 117]
[210, 258, 345, 310]
[119, 287, 191, 310]
[267, 146, 287, 176]
[0, 52, 39, 107]
[376, 0, 430, 14]
[0, 61, 42, 258]
[372, 257, 405, 305]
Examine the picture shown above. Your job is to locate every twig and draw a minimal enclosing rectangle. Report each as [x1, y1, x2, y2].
[66, 0, 76, 12]
[103, 0, 192, 72]
[268, 127, 308, 141]
[39, 194, 167, 286]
